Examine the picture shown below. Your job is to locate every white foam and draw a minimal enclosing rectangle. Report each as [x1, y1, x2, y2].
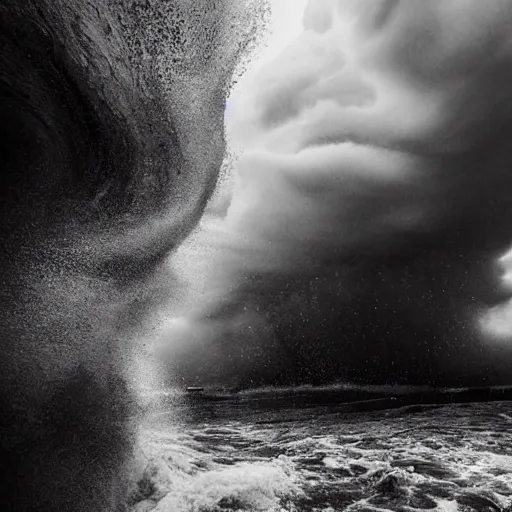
[434, 499, 459, 512]
[151, 460, 301, 512]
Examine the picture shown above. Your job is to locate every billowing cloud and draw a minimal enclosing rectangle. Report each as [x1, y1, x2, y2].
[162, 0, 512, 388]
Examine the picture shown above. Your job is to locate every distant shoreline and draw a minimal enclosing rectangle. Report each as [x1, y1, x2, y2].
[148, 385, 512, 414]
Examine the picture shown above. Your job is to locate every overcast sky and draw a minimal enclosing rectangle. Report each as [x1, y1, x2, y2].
[157, 0, 512, 390]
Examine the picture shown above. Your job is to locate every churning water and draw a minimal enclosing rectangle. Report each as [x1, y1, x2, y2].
[130, 389, 512, 512]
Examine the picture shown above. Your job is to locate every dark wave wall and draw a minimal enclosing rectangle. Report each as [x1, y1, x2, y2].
[0, 1, 262, 510]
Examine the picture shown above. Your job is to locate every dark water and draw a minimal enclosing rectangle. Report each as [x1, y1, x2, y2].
[130, 390, 512, 512]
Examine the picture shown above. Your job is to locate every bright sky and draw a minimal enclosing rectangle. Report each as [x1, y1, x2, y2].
[228, 0, 308, 98]
[258, 0, 309, 66]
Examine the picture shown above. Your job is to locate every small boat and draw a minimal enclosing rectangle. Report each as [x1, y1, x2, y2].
[186, 386, 204, 393]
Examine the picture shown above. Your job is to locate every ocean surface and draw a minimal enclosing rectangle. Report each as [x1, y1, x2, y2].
[130, 387, 512, 512]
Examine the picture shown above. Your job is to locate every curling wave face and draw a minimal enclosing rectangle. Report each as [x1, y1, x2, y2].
[0, 0, 265, 510]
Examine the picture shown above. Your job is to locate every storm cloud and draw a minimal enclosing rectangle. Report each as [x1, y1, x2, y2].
[162, 0, 512, 389]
